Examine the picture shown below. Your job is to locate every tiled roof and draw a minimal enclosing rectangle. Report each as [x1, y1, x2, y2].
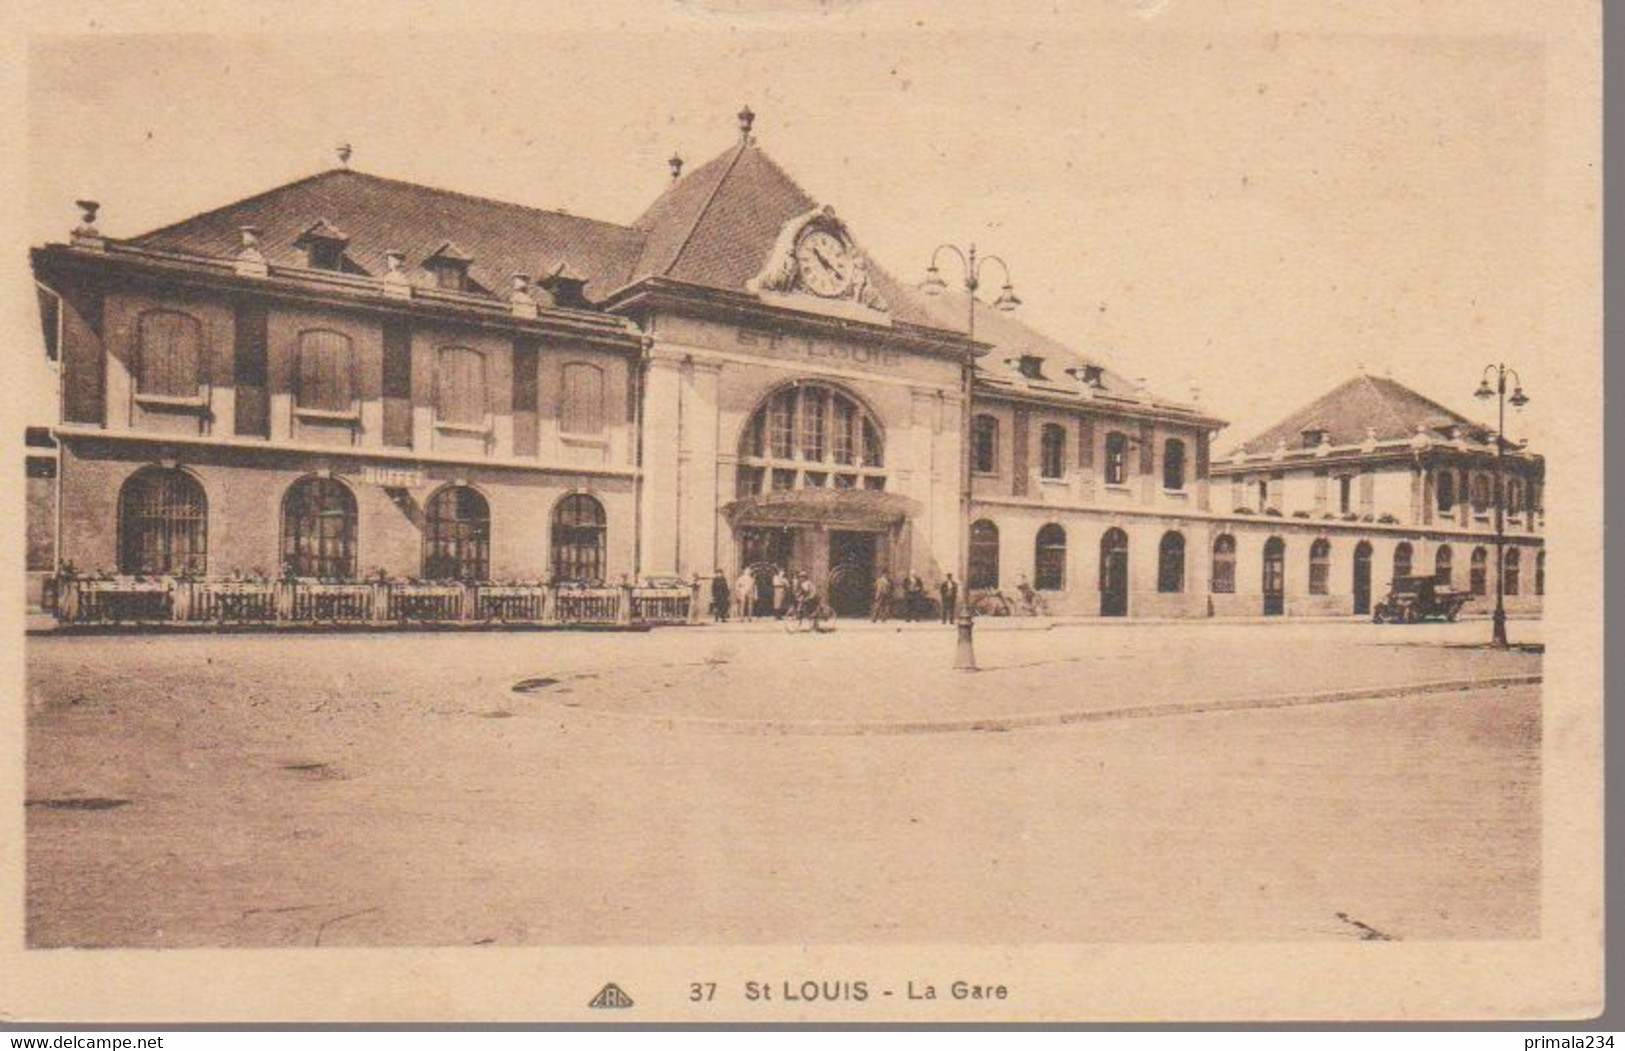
[131, 168, 648, 303]
[1232, 374, 1486, 455]
[124, 142, 1193, 415]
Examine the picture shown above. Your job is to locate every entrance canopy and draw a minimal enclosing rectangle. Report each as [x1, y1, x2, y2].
[722, 489, 917, 531]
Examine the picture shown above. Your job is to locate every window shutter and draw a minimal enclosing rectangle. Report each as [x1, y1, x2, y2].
[138, 311, 203, 397]
[436, 346, 487, 425]
[296, 330, 354, 412]
[561, 362, 605, 435]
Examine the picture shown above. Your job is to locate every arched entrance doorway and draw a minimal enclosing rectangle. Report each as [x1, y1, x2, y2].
[1353, 540, 1373, 615]
[827, 530, 878, 617]
[1262, 536, 1285, 616]
[1099, 528, 1129, 617]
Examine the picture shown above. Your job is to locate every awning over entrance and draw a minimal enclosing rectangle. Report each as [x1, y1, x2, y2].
[722, 489, 917, 531]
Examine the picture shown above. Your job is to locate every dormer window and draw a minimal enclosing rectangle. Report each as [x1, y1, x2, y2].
[292, 219, 350, 272]
[425, 241, 474, 292]
[538, 264, 589, 309]
[1301, 427, 1328, 449]
[1068, 364, 1105, 389]
[1015, 354, 1045, 380]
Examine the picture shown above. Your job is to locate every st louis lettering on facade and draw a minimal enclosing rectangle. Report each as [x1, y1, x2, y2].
[27, 108, 1544, 625]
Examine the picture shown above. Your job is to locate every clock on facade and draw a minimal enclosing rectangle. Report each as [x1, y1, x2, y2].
[794, 228, 855, 298]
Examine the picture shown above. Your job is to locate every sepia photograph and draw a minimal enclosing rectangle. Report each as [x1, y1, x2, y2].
[1, 0, 1603, 1025]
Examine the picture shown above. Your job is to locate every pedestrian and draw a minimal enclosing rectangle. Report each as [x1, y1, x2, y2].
[939, 573, 959, 625]
[871, 570, 892, 622]
[711, 569, 730, 623]
[772, 568, 789, 618]
[903, 571, 925, 622]
[735, 567, 756, 622]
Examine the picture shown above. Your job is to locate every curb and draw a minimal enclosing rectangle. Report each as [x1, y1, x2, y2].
[543, 673, 1543, 737]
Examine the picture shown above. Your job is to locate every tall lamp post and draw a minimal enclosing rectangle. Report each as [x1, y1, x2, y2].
[921, 244, 1021, 671]
[1474, 363, 1529, 649]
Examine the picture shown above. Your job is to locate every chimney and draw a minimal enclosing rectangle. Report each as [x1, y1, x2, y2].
[381, 250, 412, 299]
[234, 225, 269, 277]
[72, 199, 104, 250]
[509, 273, 538, 319]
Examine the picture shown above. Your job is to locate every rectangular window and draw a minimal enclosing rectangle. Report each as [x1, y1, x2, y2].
[769, 392, 795, 458]
[771, 468, 796, 491]
[863, 475, 886, 492]
[972, 416, 999, 475]
[138, 310, 204, 398]
[736, 466, 764, 498]
[1339, 475, 1353, 514]
[560, 362, 604, 435]
[1105, 432, 1128, 485]
[800, 387, 826, 461]
[832, 399, 857, 465]
[1040, 424, 1066, 480]
[296, 330, 355, 413]
[436, 346, 487, 426]
[233, 301, 269, 438]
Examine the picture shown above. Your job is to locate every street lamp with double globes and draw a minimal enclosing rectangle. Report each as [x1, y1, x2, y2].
[921, 243, 1020, 671]
[1473, 363, 1530, 649]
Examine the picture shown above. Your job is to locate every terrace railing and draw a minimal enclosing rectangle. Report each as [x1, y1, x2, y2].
[52, 576, 701, 630]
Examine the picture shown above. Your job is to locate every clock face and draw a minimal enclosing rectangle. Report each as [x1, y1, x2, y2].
[794, 229, 855, 298]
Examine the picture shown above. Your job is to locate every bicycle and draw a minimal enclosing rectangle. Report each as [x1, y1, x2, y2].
[783, 597, 835, 633]
[971, 588, 1050, 617]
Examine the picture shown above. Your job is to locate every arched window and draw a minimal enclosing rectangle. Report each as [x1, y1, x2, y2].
[1436, 471, 1456, 513]
[282, 476, 357, 579]
[1211, 534, 1236, 594]
[1309, 538, 1332, 595]
[1039, 424, 1066, 480]
[968, 519, 1000, 590]
[1470, 547, 1488, 596]
[1163, 438, 1187, 491]
[136, 310, 204, 398]
[1506, 479, 1523, 514]
[1157, 531, 1186, 593]
[972, 414, 999, 474]
[736, 384, 888, 494]
[1034, 523, 1066, 591]
[1435, 544, 1453, 586]
[1393, 541, 1413, 580]
[423, 486, 490, 582]
[1536, 550, 1545, 596]
[1262, 536, 1286, 613]
[1470, 474, 1492, 513]
[119, 467, 207, 575]
[1503, 548, 1521, 596]
[436, 346, 487, 426]
[551, 494, 606, 584]
[295, 329, 356, 412]
[1105, 431, 1129, 485]
[561, 362, 606, 436]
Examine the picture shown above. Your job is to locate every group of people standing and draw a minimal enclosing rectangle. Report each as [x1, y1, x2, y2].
[872, 570, 959, 624]
[710, 567, 814, 623]
[706, 567, 960, 624]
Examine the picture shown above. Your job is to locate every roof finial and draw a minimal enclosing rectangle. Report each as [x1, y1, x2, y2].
[737, 104, 755, 140]
[668, 151, 684, 181]
[336, 143, 353, 168]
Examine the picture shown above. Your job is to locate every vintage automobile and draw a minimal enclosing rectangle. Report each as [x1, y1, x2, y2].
[1371, 574, 1472, 623]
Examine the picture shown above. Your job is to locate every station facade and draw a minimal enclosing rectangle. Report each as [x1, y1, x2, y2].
[29, 110, 1543, 620]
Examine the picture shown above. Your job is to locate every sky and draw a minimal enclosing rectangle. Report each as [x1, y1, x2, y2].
[19, 3, 1560, 450]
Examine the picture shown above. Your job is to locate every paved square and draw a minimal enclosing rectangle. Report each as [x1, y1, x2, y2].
[26, 620, 1541, 947]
